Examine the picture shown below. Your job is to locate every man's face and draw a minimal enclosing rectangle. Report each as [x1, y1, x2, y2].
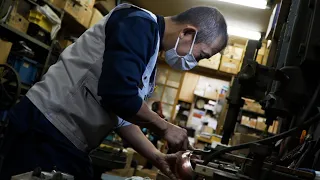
[176, 33, 223, 61]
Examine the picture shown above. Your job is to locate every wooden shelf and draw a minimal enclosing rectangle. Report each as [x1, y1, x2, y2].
[157, 58, 233, 82]
[194, 93, 217, 101]
[156, 83, 179, 89]
[240, 108, 265, 117]
[25, 0, 63, 15]
[238, 123, 275, 135]
[0, 23, 51, 50]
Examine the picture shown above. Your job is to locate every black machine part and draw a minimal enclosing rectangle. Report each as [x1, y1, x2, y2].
[0, 0, 12, 21]
[221, 0, 320, 145]
[0, 64, 21, 110]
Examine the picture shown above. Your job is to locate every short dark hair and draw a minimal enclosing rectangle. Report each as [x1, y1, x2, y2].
[171, 6, 228, 51]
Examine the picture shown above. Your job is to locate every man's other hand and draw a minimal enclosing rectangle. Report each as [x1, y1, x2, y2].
[163, 123, 188, 152]
[152, 151, 183, 180]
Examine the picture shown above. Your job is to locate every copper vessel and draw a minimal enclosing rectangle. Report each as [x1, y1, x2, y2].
[175, 151, 195, 180]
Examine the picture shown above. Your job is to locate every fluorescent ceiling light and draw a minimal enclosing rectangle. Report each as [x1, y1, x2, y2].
[217, 0, 268, 9]
[228, 26, 261, 40]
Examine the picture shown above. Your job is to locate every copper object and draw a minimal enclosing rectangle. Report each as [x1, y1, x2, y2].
[175, 151, 195, 180]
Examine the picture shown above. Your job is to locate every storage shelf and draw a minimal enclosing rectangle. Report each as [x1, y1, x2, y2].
[42, 0, 63, 14]
[25, 0, 63, 14]
[156, 83, 179, 89]
[157, 57, 233, 81]
[238, 123, 275, 135]
[240, 108, 265, 117]
[0, 23, 50, 50]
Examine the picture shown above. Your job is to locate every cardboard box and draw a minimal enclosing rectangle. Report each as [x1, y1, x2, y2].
[273, 121, 279, 134]
[95, 0, 116, 13]
[63, 0, 92, 28]
[198, 53, 221, 70]
[219, 56, 240, 74]
[249, 118, 257, 128]
[50, 0, 66, 9]
[256, 54, 263, 64]
[256, 117, 267, 131]
[64, 0, 83, 19]
[78, 0, 96, 9]
[50, 0, 95, 9]
[59, 39, 73, 48]
[202, 126, 213, 134]
[7, 12, 29, 33]
[78, 7, 92, 28]
[89, 8, 104, 27]
[224, 45, 244, 60]
[0, 39, 13, 64]
[258, 43, 266, 55]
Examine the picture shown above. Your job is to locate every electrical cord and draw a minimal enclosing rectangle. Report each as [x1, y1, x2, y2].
[203, 112, 320, 165]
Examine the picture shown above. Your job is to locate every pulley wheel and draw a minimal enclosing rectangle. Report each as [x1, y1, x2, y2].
[0, 0, 13, 20]
[0, 64, 21, 110]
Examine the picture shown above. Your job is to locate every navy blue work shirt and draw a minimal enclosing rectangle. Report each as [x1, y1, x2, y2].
[98, 7, 165, 119]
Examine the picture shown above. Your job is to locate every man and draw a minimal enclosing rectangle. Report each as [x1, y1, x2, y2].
[0, 3, 228, 179]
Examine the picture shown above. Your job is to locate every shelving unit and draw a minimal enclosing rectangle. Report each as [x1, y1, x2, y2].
[24, 0, 64, 15]
[157, 57, 234, 82]
[0, 23, 51, 50]
[240, 108, 265, 118]
[236, 108, 278, 136]
[237, 123, 275, 135]
[0, 0, 69, 98]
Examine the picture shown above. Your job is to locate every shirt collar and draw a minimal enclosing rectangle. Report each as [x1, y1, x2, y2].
[156, 15, 165, 51]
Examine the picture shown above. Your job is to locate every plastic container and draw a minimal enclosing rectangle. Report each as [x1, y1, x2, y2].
[28, 10, 52, 32]
[7, 56, 38, 85]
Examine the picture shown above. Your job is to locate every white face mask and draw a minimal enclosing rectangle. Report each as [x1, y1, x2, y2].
[165, 31, 198, 71]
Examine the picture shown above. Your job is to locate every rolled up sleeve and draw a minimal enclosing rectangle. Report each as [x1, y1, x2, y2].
[98, 14, 157, 120]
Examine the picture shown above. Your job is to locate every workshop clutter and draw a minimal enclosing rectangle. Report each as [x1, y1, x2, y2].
[28, 10, 53, 32]
[0, 39, 13, 64]
[219, 56, 241, 74]
[223, 45, 244, 60]
[95, 0, 117, 14]
[256, 42, 268, 65]
[50, 0, 94, 28]
[90, 8, 104, 27]
[7, 8, 29, 33]
[76, 0, 96, 9]
[219, 44, 245, 74]
[198, 53, 221, 70]
[243, 99, 265, 114]
[7, 55, 38, 85]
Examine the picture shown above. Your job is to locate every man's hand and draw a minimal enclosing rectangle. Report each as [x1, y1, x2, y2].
[151, 151, 182, 180]
[163, 123, 189, 152]
[127, 103, 189, 152]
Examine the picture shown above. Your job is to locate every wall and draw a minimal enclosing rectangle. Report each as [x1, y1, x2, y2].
[128, 0, 272, 32]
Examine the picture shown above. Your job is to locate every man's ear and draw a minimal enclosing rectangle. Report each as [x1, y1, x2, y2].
[179, 26, 198, 39]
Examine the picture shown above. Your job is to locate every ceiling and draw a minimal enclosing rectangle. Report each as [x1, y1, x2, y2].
[128, 0, 273, 33]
